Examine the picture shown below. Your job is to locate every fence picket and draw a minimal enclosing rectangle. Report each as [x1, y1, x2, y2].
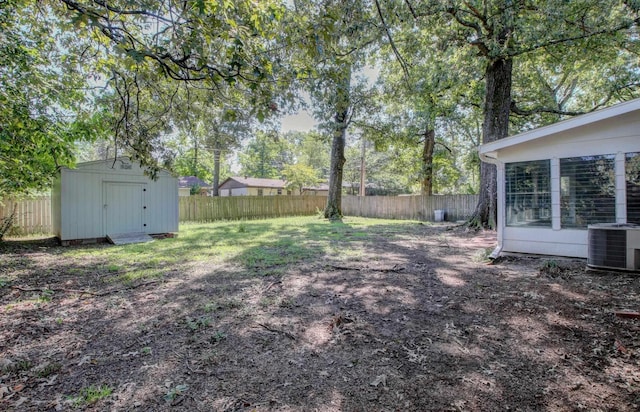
[1, 194, 478, 235]
[0, 197, 52, 235]
[341, 194, 478, 221]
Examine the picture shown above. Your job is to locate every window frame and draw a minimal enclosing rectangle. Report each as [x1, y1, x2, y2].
[504, 159, 552, 227]
[626, 152, 640, 225]
[559, 154, 616, 229]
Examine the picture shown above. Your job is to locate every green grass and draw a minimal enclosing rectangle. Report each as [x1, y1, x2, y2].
[69, 385, 113, 406]
[61, 216, 422, 278]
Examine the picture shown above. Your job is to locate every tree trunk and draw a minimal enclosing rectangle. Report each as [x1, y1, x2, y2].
[421, 127, 435, 195]
[359, 136, 366, 196]
[470, 57, 513, 229]
[212, 144, 221, 196]
[324, 68, 351, 220]
[324, 111, 348, 219]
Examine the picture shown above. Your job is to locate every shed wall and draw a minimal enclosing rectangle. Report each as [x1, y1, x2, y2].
[51, 175, 62, 238]
[56, 159, 178, 241]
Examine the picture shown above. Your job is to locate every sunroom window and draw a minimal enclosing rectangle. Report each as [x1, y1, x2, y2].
[627, 152, 640, 224]
[560, 155, 616, 228]
[505, 160, 551, 227]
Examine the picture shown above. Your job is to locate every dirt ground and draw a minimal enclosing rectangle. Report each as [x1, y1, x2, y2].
[1, 223, 639, 411]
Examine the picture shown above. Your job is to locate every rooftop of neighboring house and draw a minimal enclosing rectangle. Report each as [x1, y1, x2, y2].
[178, 176, 209, 188]
[220, 176, 287, 189]
[302, 183, 329, 191]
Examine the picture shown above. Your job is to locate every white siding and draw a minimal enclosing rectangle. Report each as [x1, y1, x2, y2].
[493, 112, 640, 163]
[231, 187, 248, 196]
[503, 227, 587, 257]
[489, 109, 640, 258]
[54, 159, 178, 241]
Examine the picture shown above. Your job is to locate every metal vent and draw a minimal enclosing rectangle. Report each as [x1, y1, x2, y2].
[588, 223, 640, 271]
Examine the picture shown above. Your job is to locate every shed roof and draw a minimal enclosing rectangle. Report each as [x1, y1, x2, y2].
[178, 176, 209, 188]
[70, 156, 136, 169]
[479, 98, 640, 157]
[65, 157, 173, 177]
[220, 176, 287, 189]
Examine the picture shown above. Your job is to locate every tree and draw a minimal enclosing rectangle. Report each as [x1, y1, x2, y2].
[290, 0, 380, 219]
[238, 131, 294, 178]
[48, 0, 288, 174]
[343, 138, 412, 195]
[171, 84, 254, 195]
[284, 130, 332, 180]
[384, 0, 640, 227]
[368, 3, 462, 195]
[0, 0, 106, 198]
[364, 53, 479, 195]
[282, 163, 320, 193]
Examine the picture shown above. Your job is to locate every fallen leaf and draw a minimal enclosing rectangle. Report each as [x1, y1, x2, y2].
[13, 383, 25, 392]
[370, 374, 387, 387]
[614, 339, 628, 354]
[77, 355, 92, 366]
[38, 375, 57, 389]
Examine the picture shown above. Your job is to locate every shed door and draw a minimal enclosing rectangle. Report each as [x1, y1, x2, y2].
[104, 182, 146, 235]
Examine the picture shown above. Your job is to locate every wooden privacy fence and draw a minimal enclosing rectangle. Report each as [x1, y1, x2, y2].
[179, 195, 328, 222]
[0, 196, 52, 235]
[1, 194, 479, 235]
[342, 194, 479, 222]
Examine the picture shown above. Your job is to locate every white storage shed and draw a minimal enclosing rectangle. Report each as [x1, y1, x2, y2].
[479, 98, 640, 259]
[52, 158, 178, 244]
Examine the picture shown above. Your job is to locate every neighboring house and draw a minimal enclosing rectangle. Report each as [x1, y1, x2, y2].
[52, 157, 178, 244]
[479, 98, 640, 259]
[301, 183, 329, 196]
[218, 176, 295, 196]
[178, 176, 210, 196]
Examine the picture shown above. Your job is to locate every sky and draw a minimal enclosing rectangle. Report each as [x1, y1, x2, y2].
[280, 110, 317, 132]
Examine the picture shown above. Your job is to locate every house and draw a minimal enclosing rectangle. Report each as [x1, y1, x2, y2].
[479, 98, 640, 258]
[52, 157, 178, 244]
[218, 176, 294, 196]
[301, 183, 329, 196]
[178, 176, 210, 196]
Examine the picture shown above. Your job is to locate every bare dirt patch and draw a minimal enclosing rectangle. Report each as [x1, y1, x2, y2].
[1, 223, 639, 411]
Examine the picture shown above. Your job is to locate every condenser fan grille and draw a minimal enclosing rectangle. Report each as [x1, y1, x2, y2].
[588, 228, 627, 269]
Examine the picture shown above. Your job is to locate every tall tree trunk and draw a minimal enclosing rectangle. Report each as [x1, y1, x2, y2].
[421, 127, 435, 195]
[212, 143, 221, 196]
[359, 136, 366, 196]
[324, 110, 349, 219]
[470, 57, 513, 228]
[324, 67, 351, 220]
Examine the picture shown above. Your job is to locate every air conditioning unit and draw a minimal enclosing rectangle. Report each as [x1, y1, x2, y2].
[588, 223, 640, 271]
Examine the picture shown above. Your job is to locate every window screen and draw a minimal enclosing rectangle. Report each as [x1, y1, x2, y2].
[505, 160, 551, 227]
[627, 152, 640, 224]
[560, 155, 615, 228]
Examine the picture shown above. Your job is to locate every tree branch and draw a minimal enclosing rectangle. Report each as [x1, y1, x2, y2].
[511, 16, 640, 57]
[374, 0, 410, 80]
[510, 101, 586, 117]
[403, 0, 418, 19]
